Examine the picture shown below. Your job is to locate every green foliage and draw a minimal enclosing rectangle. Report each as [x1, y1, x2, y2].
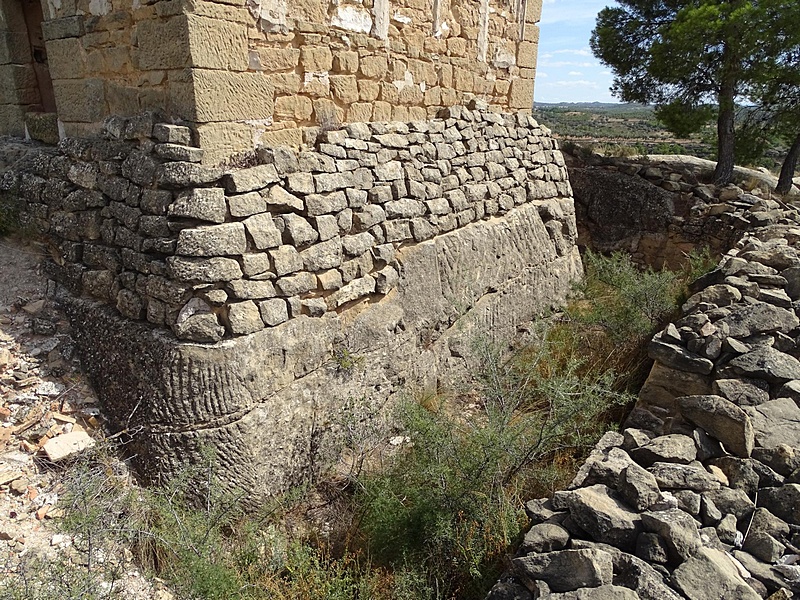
[573, 250, 681, 343]
[0, 446, 386, 600]
[356, 335, 631, 599]
[0, 449, 143, 600]
[3, 556, 115, 600]
[682, 246, 719, 288]
[651, 142, 688, 155]
[535, 104, 669, 140]
[534, 104, 716, 161]
[654, 102, 716, 139]
[331, 345, 365, 373]
[740, 0, 800, 190]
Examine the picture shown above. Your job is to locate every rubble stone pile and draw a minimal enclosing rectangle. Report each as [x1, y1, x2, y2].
[489, 187, 800, 599]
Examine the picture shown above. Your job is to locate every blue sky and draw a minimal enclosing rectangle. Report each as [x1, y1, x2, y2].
[535, 0, 619, 104]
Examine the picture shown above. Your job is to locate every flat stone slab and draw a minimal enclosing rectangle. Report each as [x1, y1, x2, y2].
[757, 484, 800, 525]
[722, 347, 800, 385]
[648, 339, 714, 374]
[672, 547, 762, 600]
[641, 508, 702, 563]
[563, 484, 643, 550]
[42, 431, 95, 462]
[548, 585, 641, 599]
[648, 462, 721, 491]
[678, 395, 754, 457]
[630, 434, 697, 467]
[716, 302, 799, 338]
[744, 398, 800, 449]
[511, 548, 614, 593]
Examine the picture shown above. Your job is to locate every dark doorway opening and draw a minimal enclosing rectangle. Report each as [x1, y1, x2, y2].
[20, 0, 56, 113]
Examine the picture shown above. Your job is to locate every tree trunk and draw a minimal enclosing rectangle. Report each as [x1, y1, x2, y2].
[714, 41, 738, 186]
[776, 131, 800, 194]
[714, 84, 737, 185]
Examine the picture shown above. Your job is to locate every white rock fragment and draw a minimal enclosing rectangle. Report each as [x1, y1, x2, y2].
[42, 431, 95, 462]
[36, 381, 65, 397]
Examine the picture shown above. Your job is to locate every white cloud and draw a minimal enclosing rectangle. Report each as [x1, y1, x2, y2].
[540, 49, 592, 60]
[539, 60, 594, 68]
[552, 79, 598, 88]
[552, 48, 592, 56]
[534, 0, 621, 103]
[539, 0, 605, 25]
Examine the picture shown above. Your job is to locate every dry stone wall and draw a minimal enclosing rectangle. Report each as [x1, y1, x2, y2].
[3, 104, 571, 344]
[490, 186, 800, 599]
[1, 104, 582, 500]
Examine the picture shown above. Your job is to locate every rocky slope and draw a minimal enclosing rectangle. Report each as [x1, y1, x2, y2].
[489, 181, 800, 599]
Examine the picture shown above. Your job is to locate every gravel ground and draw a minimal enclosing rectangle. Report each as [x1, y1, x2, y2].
[0, 235, 173, 599]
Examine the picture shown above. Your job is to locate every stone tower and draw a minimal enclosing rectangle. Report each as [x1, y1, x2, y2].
[0, 0, 541, 163]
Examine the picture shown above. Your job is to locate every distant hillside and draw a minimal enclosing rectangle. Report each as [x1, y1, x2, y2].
[532, 103, 716, 160]
[534, 102, 651, 112]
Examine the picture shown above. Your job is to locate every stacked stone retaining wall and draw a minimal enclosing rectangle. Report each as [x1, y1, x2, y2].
[2, 104, 572, 344]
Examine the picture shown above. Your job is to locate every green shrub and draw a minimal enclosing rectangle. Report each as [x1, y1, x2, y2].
[652, 142, 688, 155]
[572, 250, 682, 344]
[0, 448, 144, 600]
[1, 252, 717, 600]
[355, 334, 631, 599]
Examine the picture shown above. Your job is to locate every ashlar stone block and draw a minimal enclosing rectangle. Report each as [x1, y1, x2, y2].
[135, 17, 190, 70]
[177, 222, 247, 257]
[300, 46, 333, 72]
[177, 69, 274, 122]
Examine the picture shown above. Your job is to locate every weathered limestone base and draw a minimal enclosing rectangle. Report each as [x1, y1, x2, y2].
[63, 201, 581, 500]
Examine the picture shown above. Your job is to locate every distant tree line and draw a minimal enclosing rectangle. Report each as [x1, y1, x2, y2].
[591, 0, 800, 191]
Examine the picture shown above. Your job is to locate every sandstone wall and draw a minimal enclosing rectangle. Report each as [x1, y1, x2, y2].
[227, 0, 541, 160]
[1, 105, 581, 499]
[0, 0, 541, 163]
[0, 0, 45, 136]
[2, 0, 177, 139]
